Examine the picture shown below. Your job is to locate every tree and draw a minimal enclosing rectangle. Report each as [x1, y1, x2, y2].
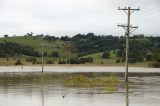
[50, 51, 59, 58]
[4, 35, 8, 38]
[25, 32, 33, 36]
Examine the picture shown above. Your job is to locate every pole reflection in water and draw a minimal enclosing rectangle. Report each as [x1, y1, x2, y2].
[126, 83, 129, 106]
[41, 73, 44, 106]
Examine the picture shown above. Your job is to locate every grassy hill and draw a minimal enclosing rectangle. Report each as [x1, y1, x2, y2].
[0, 36, 76, 65]
[0, 36, 113, 65]
[0, 35, 159, 67]
[0, 36, 75, 57]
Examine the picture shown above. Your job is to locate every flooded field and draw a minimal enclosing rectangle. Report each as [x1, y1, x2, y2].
[0, 71, 160, 106]
[0, 66, 159, 73]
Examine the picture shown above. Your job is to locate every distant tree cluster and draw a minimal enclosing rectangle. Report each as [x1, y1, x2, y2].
[71, 33, 124, 56]
[60, 36, 70, 41]
[44, 35, 58, 42]
[24, 32, 33, 36]
[58, 57, 93, 64]
[0, 42, 40, 57]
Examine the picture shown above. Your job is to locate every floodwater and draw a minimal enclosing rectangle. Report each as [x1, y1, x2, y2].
[0, 67, 160, 106]
[0, 66, 159, 73]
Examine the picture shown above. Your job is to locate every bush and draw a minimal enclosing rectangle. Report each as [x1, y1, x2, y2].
[79, 57, 93, 64]
[102, 51, 110, 59]
[43, 52, 48, 57]
[68, 58, 79, 64]
[46, 60, 54, 64]
[121, 58, 125, 62]
[116, 59, 120, 63]
[36, 61, 42, 64]
[129, 58, 137, 63]
[65, 57, 94, 64]
[15, 59, 22, 65]
[146, 54, 152, 61]
[26, 58, 37, 64]
[50, 51, 59, 58]
[148, 62, 160, 68]
[58, 59, 66, 64]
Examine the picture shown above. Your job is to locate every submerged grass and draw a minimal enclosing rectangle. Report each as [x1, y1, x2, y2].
[0, 72, 124, 92]
[64, 74, 120, 92]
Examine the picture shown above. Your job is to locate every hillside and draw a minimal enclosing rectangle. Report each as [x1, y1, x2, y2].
[0, 34, 159, 67]
[0, 36, 74, 57]
[0, 36, 75, 65]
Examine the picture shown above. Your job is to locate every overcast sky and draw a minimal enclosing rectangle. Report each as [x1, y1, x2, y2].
[0, 0, 160, 37]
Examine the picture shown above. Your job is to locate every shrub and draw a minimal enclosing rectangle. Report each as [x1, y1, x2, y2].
[116, 58, 120, 63]
[26, 57, 37, 64]
[148, 62, 160, 68]
[68, 58, 79, 64]
[102, 51, 110, 59]
[129, 58, 137, 63]
[46, 60, 54, 64]
[79, 57, 93, 64]
[15, 59, 22, 65]
[50, 51, 59, 58]
[146, 54, 152, 61]
[58, 59, 66, 64]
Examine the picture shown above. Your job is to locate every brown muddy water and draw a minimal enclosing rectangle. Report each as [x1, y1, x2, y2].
[0, 71, 160, 106]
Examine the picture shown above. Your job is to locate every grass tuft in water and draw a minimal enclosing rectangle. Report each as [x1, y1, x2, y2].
[64, 74, 120, 92]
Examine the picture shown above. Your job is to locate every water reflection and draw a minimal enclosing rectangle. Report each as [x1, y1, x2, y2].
[126, 83, 129, 106]
[41, 75, 44, 106]
[0, 73, 160, 106]
[39, 76, 130, 106]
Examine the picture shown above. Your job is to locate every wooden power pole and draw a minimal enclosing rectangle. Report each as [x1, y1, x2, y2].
[118, 7, 140, 82]
[41, 44, 44, 73]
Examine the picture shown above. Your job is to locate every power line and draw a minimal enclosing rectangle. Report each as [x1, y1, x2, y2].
[134, 12, 160, 26]
[77, 0, 160, 36]
[134, 9, 160, 23]
[126, 0, 159, 22]
[132, 0, 160, 21]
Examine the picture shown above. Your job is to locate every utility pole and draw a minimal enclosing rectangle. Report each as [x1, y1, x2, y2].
[42, 44, 44, 73]
[68, 36, 70, 65]
[118, 7, 140, 82]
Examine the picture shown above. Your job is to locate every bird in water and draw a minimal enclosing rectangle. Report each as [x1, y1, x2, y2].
[62, 95, 65, 98]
